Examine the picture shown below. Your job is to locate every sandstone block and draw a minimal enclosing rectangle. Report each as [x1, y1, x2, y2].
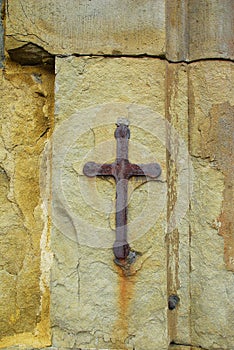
[166, 0, 234, 61]
[188, 61, 234, 349]
[5, 0, 165, 57]
[0, 63, 54, 348]
[51, 56, 169, 350]
[5, 0, 233, 62]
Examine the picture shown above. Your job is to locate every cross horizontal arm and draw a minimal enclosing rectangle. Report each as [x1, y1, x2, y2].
[128, 163, 161, 178]
[83, 161, 113, 177]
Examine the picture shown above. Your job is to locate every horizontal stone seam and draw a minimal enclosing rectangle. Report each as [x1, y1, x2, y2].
[167, 57, 234, 64]
[5, 41, 234, 67]
[5, 43, 234, 65]
[170, 342, 209, 350]
[58, 53, 234, 64]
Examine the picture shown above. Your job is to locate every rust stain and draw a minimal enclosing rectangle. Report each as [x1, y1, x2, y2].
[207, 103, 234, 272]
[113, 263, 136, 349]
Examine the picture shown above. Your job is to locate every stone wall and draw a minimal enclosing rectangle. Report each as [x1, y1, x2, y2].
[0, 61, 54, 347]
[0, 1, 233, 349]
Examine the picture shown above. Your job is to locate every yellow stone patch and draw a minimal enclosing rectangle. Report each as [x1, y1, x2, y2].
[0, 61, 54, 348]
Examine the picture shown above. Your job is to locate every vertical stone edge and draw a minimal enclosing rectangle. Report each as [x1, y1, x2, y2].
[37, 120, 54, 347]
[165, 62, 191, 345]
[166, 0, 189, 62]
[38, 66, 55, 348]
[0, 0, 4, 67]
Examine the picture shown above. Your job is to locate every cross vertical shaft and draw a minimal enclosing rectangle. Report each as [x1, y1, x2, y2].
[113, 123, 131, 260]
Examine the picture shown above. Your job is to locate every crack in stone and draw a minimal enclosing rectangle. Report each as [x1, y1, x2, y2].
[5, 38, 234, 67]
[170, 342, 210, 350]
[76, 258, 81, 303]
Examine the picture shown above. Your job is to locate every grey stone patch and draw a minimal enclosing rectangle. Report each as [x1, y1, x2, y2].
[0, 0, 4, 67]
[7, 43, 54, 67]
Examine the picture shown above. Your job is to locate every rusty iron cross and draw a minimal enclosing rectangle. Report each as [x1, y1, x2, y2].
[83, 119, 161, 262]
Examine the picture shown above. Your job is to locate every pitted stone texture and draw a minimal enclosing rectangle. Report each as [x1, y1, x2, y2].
[188, 62, 234, 349]
[189, 61, 234, 273]
[5, 0, 165, 57]
[55, 56, 166, 119]
[52, 56, 168, 350]
[0, 63, 53, 348]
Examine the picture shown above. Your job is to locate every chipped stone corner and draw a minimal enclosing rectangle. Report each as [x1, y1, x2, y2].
[7, 42, 55, 67]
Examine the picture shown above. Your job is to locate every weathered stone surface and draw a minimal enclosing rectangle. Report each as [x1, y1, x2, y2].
[189, 61, 234, 273]
[188, 0, 234, 61]
[0, 345, 207, 350]
[51, 56, 169, 350]
[0, 0, 4, 67]
[1, 1, 234, 349]
[165, 63, 191, 345]
[5, 0, 233, 62]
[166, 0, 189, 61]
[188, 61, 234, 349]
[0, 62, 54, 348]
[5, 0, 165, 57]
[166, 0, 234, 61]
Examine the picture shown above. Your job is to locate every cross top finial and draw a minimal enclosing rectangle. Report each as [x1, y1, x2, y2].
[116, 117, 129, 126]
